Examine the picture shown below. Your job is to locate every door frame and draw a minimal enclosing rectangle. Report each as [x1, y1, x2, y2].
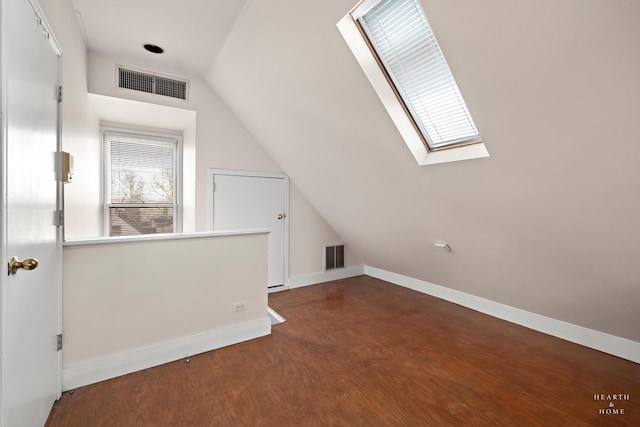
[0, 0, 64, 418]
[208, 169, 289, 291]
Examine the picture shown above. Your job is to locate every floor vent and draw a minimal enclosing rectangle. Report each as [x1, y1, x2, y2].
[118, 66, 188, 100]
[325, 245, 345, 270]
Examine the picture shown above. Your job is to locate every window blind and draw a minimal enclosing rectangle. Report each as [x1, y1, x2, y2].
[109, 138, 175, 204]
[355, 0, 480, 149]
[104, 133, 177, 236]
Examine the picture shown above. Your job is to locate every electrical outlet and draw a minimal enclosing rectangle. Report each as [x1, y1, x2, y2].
[232, 301, 247, 312]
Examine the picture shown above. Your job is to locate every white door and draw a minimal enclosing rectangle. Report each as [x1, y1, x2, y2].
[1, 0, 62, 426]
[211, 172, 287, 288]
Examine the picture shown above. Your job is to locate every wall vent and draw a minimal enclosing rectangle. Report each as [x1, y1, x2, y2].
[325, 245, 345, 270]
[117, 66, 188, 100]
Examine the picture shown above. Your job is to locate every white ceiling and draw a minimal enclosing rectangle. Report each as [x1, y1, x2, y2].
[71, 0, 248, 76]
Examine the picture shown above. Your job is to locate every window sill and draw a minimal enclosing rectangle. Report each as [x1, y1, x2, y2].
[420, 142, 489, 165]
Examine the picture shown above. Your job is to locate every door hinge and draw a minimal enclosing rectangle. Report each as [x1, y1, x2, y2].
[57, 86, 63, 103]
[57, 334, 62, 351]
[55, 210, 64, 227]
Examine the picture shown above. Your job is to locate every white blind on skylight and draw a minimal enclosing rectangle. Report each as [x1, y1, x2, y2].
[356, 0, 480, 149]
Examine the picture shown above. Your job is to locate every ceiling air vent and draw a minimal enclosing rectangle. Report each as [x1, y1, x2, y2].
[117, 66, 188, 100]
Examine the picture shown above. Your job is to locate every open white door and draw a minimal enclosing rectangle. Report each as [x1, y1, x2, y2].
[211, 171, 288, 288]
[1, 0, 62, 426]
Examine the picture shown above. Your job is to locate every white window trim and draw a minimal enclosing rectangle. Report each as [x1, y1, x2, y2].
[337, 10, 489, 165]
[101, 127, 183, 236]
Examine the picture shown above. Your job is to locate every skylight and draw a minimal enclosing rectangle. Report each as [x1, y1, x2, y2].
[338, 0, 489, 164]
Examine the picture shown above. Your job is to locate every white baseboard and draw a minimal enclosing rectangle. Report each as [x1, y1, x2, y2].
[288, 265, 365, 289]
[62, 317, 271, 391]
[365, 266, 640, 364]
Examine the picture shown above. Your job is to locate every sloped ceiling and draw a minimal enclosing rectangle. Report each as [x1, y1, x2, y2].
[207, 0, 640, 341]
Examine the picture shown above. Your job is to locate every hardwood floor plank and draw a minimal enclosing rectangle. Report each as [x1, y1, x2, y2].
[47, 276, 639, 426]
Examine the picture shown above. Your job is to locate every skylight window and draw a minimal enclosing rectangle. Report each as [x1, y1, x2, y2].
[338, 0, 489, 164]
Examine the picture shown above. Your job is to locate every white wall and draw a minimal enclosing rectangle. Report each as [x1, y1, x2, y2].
[40, 0, 101, 238]
[88, 52, 283, 229]
[37, 0, 361, 280]
[37, 0, 357, 392]
[289, 182, 359, 276]
[208, 0, 640, 342]
[86, 51, 361, 277]
[62, 232, 270, 388]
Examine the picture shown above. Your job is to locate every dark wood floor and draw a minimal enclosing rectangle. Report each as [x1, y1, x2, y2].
[46, 276, 639, 426]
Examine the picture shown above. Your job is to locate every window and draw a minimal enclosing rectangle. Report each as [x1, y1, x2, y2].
[338, 0, 489, 164]
[102, 129, 182, 237]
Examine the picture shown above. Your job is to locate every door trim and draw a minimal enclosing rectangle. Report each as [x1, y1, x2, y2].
[207, 169, 289, 289]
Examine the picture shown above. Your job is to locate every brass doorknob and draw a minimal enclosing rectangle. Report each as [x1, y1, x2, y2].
[8, 257, 38, 275]
[277, 213, 286, 220]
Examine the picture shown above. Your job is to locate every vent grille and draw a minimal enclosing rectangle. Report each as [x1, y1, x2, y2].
[118, 67, 187, 100]
[325, 245, 345, 270]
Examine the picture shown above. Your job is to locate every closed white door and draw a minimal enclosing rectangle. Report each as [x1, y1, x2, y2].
[211, 173, 287, 288]
[1, 0, 62, 425]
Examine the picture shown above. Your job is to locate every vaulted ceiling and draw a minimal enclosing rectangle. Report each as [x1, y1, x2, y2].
[71, 0, 640, 342]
